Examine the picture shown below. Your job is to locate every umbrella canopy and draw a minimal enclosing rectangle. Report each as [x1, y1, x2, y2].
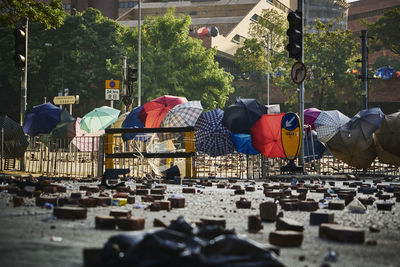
[80, 106, 120, 133]
[23, 102, 61, 137]
[122, 105, 145, 142]
[60, 108, 75, 123]
[229, 132, 259, 155]
[159, 101, 203, 141]
[304, 107, 322, 130]
[222, 98, 267, 134]
[72, 118, 104, 152]
[195, 109, 234, 157]
[373, 112, 400, 166]
[347, 107, 384, 139]
[374, 66, 395, 80]
[111, 112, 130, 128]
[303, 130, 326, 162]
[138, 95, 188, 128]
[50, 120, 76, 141]
[314, 110, 350, 143]
[0, 116, 29, 158]
[250, 113, 285, 158]
[326, 123, 377, 169]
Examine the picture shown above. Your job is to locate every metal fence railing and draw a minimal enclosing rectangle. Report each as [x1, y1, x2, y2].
[1, 134, 399, 179]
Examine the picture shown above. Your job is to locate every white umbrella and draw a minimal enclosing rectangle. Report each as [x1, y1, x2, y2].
[314, 110, 350, 143]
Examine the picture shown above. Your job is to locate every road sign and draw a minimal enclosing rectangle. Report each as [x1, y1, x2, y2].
[281, 112, 301, 160]
[290, 61, 307, 84]
[105, 89, 119, 100]
[53, 95, 76, 105]
[105, 80, 120, 89]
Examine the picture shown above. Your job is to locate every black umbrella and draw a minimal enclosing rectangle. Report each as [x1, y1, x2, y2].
[326, 123, 377, 169]
[373, 112, 400, 166]
[222, 98, 266, 134]
[0, 116, 29, 158]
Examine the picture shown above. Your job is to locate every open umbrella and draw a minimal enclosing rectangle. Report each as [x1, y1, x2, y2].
[138, 95, 188, 128]
[159, 101, 203, 141]
[314, 110, 350, 143]
[195, 109, 234, 157]
[373, 112, 400, 166]
[304, 107, 322, 131]
[347, 107, 384, 139]
[0, 116, 29, 158]
[229, 132, 259, 155]
[23, 102, 61, 137]
[374, 66, 395, 80]
[250, 113, 285, 158]
[326, 123, 377, 169]
[122, 105, 145, 142]
[80, 106, 120, 133]
[303, 130, 326, 162]
[222, 98, 267, 134]
[72, 118, 104, 152]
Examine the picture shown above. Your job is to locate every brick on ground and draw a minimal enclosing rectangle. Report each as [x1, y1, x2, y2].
[53, 206, 87, 220]
[95, 216, 116, 229]
[248, 215, 263, 233]
[116, 218, 145, 231]
[269, 230, 303, 247]
[260, 201, 277, 222]
[319, 223, 365, 243]
[310, 212, 335, 225]
[276, 217, 304, 232]
[328, 200, 345, 210]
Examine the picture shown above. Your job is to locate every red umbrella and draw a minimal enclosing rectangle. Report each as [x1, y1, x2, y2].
[250, 113, 285, 158]
[138, 95, 188, 128]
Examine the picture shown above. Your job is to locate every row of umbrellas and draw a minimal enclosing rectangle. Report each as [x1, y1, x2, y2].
[6, 95, 399, 169]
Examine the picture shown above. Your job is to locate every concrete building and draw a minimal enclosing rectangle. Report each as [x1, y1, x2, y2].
[304, 0, 349, 32]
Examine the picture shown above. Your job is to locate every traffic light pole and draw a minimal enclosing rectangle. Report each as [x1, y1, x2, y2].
[361, 30, 368, 110]
[137, 0, 142, 107]
[20, 18, 28, 127]
[298, 0, 305, 174]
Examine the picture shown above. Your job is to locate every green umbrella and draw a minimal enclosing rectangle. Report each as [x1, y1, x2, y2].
[80, 106, 120, 133]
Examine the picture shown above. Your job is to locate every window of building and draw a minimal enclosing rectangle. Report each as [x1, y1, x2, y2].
[189, 11, 198, 16]
[119, 2, 137, 8]
[250, 14, 259, 22]
[232, 34, 246, 45]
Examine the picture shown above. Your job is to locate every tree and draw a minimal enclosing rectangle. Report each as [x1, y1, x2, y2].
[235, 12, 361, 114]
[0, 0, 65, 29]
[126, 8, 234, 110]
[360, 8, 400, 56]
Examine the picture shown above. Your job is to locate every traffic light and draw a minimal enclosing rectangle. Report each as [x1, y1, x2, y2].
[286, 10, 302, 60]
[13, 27, 26, 68]
[127, 66, 137, 83]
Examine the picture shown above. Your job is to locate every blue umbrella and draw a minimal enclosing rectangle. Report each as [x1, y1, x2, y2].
[122, 105, 145, 141]
[222, 98, 266, 134]
[195, 109, 234, 157]
[303, 130, 326, 162]
[348, 107, 384, 139]
[374, 66, 395, 80]
[229, 132, 259, 155]
[23, 102, 61, 137]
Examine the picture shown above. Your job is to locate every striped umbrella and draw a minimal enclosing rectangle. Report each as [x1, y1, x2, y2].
[314, 110, 350, 143]
[159, 101, 203, 141]
[195, 109, 234, 157]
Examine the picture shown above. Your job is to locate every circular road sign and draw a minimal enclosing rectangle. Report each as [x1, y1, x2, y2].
[281, 112, 299, 131]
[290, 61, 307, 84]
[109, 81, 116, 88]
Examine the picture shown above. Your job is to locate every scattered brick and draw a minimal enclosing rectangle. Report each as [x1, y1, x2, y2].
[366, 239, 377, 246]
[168, 197, 185, 208]
[79, 198, 98, 208]
[264, 190, 284, 199]
[116, 186, 130, 193]
[280, 199, 299, 211]
[378, 194, 391, 200]
[153, 218, 167, 227]
[358, 197, 375, 206]
[13, 196, 24, 207]
[319, 223, 365, 243]
[236, 197, 251, 209]
[127, 196, 135, 204]
[150, 194, 164, 200]
[112, 192, 129, 199]
[95, 216, 116, 229]
[297, 201, 319, 211]
[53, 206, 87, 220]
[36, 196, 58, 206]
[200, 218, 226, 229]
[136, 189, 149, 195]
[110, 209, 131, 217]
[116, 218, 145, 231]
[70, 192, 82, 199]
[234, 189, 245, 195]
[230, 185, 241, 190]
[86, 186, 100, 193]
[151, 189, 165, 195]
[328, 200, 345, 210]
[156, 200, 171, 211]
[269, 230, 303, 247]
[276, 217, 304, 232]
[43, 186, 57, 194]
[94, 197, 111, 206]
[217, 183, 226, 188]
[248, 215, 263, 233]
[376, 201, 394, 211]
[260, 201, 277, 222]
[245, 186, 255, 192]
[141, 195, 155, 202]
[182, 188, 196, 194]
[310, 212, 335, 225]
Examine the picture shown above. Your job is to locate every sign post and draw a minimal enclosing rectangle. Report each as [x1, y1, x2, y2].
[280, 112, 303, 174]
[105, 80, 120, 108]
[53, 95, 79, 115]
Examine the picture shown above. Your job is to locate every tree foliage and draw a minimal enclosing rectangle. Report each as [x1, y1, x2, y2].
[234, 11, 361, 114]
[360, 8, 400, 55]
[126, 8, 234, 110]
[0, 0, 65, 29]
